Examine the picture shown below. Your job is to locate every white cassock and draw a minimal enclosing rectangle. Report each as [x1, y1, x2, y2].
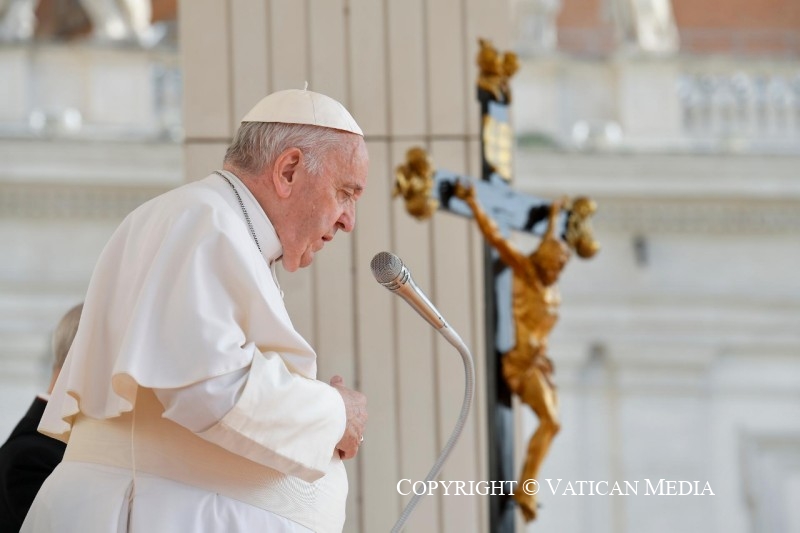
[22, 171, 348, 533]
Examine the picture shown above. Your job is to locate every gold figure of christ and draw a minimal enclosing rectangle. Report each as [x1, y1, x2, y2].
[455, 181, 570, 522]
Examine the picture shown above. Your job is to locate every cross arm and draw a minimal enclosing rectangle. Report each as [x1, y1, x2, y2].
[394, 147, 600, 259]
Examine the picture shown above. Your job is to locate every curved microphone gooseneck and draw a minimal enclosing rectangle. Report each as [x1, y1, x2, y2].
[370, 251, 476, 533]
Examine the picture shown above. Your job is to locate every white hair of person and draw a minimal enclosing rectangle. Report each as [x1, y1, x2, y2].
[224, 122, 354, 178]
[52, 303, 83, 370]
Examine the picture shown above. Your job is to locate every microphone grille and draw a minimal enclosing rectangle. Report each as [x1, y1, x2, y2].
[371, 251, 403, 284]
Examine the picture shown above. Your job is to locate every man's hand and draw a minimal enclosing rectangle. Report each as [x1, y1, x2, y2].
[330, 375, 367, 460]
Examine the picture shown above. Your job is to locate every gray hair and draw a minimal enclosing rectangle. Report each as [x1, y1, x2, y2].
[224, 122, 353, 177]
[52, 303, 83, 369]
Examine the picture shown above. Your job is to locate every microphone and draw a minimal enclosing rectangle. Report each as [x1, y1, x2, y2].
[371, 251, 476, 532]
[370, 251, 447, 330]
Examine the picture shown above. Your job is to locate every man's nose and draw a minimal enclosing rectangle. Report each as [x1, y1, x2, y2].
[337, 206, 356, 232]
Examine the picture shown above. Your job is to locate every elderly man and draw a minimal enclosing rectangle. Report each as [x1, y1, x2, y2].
[0, 303, 82, 532]
[22, 89, 369, 533]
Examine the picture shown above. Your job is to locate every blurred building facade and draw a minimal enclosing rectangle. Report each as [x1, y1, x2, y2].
[511, 1, 800, 532]
[0, 0, 181, 467]
[0, 1, 798, 533]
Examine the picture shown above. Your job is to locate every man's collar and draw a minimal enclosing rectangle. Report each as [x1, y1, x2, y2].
[216, 169, 284, 266]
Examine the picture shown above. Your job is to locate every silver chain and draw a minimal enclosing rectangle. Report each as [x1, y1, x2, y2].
[214, 171, 262, 253]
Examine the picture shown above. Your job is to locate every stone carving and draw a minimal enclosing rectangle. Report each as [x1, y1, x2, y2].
[611, 0, 679, 54]
[0, 0, 156, 44]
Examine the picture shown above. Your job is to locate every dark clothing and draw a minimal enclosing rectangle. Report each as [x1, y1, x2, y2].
[0, 397, 66, 532]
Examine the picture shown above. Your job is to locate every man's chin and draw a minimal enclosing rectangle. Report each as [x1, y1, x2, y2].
[298, 252, 316, 269]
[283, 250, 317, 272]
[281, 256, 302, 272]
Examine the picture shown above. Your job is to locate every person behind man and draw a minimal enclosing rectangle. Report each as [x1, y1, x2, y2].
[22, 89, 369, 533]
[0, 303, 82, 532]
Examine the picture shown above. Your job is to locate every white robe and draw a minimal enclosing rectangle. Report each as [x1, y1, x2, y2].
[22, 171, 348, 533]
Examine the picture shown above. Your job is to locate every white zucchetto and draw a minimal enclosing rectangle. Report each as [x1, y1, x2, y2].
[241, 89, 363, 136]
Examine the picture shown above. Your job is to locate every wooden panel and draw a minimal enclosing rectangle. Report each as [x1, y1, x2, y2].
[465, 0, 512, 50]
[426, 0, 468, 135]
[468, 137, 490, 533]
[353, 140, 401, 532]
[312, 243, 355, 382]
[466, 136, 489, 502]
[386, 0, 428, 136]
[308, 0, 348, 103]
[182, 142, 228, 182]
[229, 0, 270, 129]
[278, 263, 315, 346]
[390, 139, 441, 531]
[269, 0, 309, 90]
[466, 135, 491, 531]
[469, 222, 490, 533]
[347, 0, 389, 136]
[431, 140, 486, 533]
[179, 0, 232, 139]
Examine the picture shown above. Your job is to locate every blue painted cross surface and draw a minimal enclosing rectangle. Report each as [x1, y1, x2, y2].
[431, 170, 565, 355]
[434, 171, 566, 240]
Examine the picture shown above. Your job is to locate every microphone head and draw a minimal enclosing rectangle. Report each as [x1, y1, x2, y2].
[371, 251, 404, 284]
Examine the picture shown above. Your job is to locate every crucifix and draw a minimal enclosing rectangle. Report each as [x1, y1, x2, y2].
[393, 38, 599, 531]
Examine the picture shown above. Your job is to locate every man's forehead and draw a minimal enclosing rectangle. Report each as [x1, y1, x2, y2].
[339, 142, 369, 181]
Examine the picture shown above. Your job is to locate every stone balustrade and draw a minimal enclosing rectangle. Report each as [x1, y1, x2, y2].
[0, 41, 181, 142]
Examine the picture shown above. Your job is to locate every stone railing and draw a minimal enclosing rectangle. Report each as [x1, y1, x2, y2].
[550, 28, 800, 59]
[0, 41, 182, 142]
[512, 55, 800, 154]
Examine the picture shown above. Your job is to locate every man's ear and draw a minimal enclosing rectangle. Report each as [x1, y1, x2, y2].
[272, 147, 303, 198]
